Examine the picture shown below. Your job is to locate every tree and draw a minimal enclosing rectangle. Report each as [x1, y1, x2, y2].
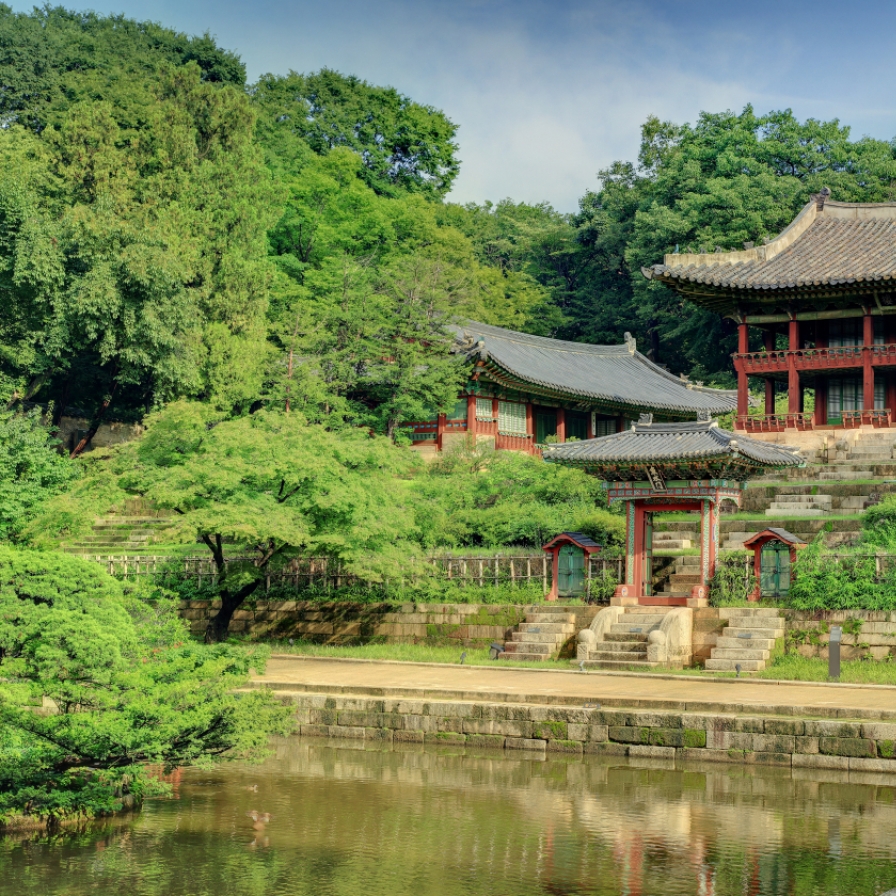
[0, 407, 75, 542]
[569, 107, 896, 377]
[252, 69, 460, 199]
[27, 403, 420, 641]
[0, 545, 291, 825]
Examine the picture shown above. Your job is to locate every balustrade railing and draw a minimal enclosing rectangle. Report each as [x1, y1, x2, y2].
[734, 344, 896, 373]
[736, 412, 814, 432]
[841, 409, 892, 428]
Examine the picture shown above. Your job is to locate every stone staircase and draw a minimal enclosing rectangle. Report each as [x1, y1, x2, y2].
[845, 432, 896, 462]
[500, 606, 576, 662]
[704, 608, 785, 673]
[653, 554, 701, 598]
[582, 607, 668, 670]
[652, 530, 694, 551]
[764, 493, 832, 517]
[64, 515, 173, 554]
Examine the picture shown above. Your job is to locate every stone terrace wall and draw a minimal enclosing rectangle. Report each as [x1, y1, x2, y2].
[282, 692, 896, 774]
[180, 600, 600, 646]
[784, 610, 896, 661]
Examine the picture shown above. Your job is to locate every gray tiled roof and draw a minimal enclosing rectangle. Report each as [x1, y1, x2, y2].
[542, 420, 803, 468]
[455, 322, 737, 415]
[645, 198, 896, 294]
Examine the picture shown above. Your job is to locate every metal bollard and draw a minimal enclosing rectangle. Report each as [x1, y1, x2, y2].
[829, 626, 842, 680]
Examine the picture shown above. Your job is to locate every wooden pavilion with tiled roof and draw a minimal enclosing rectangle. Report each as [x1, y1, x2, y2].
[643, 189, 896, 433]
[405, 321, 738, 454]
[544, 418, 803, 605]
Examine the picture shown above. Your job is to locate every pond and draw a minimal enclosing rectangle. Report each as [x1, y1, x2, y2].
[4, 738, 896, 896]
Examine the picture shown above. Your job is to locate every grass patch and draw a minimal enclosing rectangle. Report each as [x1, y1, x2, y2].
[265, 639, 565, 669]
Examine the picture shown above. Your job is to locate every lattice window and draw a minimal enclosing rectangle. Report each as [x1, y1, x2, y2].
[475, 397, 495, 420]
[828, 377, 885, 415]
[498, 401, 527, 434]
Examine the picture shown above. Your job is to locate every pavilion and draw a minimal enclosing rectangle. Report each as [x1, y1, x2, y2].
[543, 417, 802, 605]
[405, 321, 738, 454]
[643, 190, 896, 433]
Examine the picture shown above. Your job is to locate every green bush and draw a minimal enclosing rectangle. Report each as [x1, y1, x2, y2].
[709, 553, 755, 606]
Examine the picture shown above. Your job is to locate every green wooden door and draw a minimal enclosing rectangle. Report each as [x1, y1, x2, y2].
[760, 542, 792, 598]
[557, 544, 585, 596]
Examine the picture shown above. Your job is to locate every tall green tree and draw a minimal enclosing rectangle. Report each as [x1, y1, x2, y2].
[27, 403, 420, 641]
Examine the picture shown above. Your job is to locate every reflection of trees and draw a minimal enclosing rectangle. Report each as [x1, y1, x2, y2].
[4, 740, 896, 895]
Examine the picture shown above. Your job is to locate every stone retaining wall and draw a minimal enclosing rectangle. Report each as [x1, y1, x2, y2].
[283, 691, 896, 773]
[180, 601, 600, 646]
[784, 610, 896, 661]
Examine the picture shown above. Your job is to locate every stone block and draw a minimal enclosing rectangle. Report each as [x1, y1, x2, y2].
[528, 706, 590, 724]
[679, 748, 746, 765]
[337, 711, 393, 728]
[683, 714, 764, 734]
[567, 723, 609, 743]
[608, 726, 650, 745]
[849, 757, 896, 773]
[861, 722, 896, 741]
[401, 715, 437, 733]
[299, 724, 329, 738]
[805, 720, 862, 738]
[752, 752, 792, 767]
[364, 727, 393, 743]
[327, 725, 366, 739]
[705, 731, 753, 751]
[792, 753, 850, 771]
[463, 719, 534, 738]
[764, 719, 806, 736]
[649, 728, 686, 748]
[533, 720, 568, 741]
[583, 742, 629, 757]
[393, 730, 425, 744]
[465, 734, 506, 749]
[310, 709, 338, 726]
[504, 737, 547, 752]
[478, 703, 529, 721]
[425, 731, 466, 746]
[793, 737, 820, 754]
[383, 699, 426, 715]
[424, 701, 479, 719]
[819, 737, 876, 758]
[629, 745, 676, 760]
[547, 740, 584, 755]
[750, 734, 796, 754]
[434, 717, 465, 734]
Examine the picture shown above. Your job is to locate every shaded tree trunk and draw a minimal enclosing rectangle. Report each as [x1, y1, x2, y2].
[70, 379, 119, 458]
[204, 580, 262, 643]
[5, 372, 50, 411]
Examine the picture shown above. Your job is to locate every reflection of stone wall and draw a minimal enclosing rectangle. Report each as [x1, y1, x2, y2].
[278, 690, 896, 775]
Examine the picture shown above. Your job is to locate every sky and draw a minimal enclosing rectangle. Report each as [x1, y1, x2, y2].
[10, 0, 896, 211]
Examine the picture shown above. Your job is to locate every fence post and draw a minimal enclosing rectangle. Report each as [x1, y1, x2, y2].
[478, 558, 484, 587]
[543, 555, 548, 592]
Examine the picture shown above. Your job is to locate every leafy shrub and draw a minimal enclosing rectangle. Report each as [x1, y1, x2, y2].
[709, 553, 755, 606]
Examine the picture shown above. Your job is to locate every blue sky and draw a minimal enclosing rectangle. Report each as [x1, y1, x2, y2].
[11, 0, 895, 211]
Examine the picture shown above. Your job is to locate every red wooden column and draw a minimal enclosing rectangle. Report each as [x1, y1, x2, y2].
[764, 328, 776, 416]
[466, 394, 477, 437]
[815, 321, 828, 426]
[863, 311, 875, 410]
[787, 317, 800, 414]
[436, 413, 446, 451]
[737, 320, 749, 419]
[887, 319, 896, 420]
[556, 407, 566, 443]
[632, 502, 648, 599]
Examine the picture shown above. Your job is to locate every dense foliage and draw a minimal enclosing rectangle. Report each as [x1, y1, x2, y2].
[0, 546, 292, 824]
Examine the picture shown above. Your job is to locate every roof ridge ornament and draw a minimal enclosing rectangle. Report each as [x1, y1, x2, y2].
[811, 186, 831, 210]
[697, 410, 712, 422]
[623, 332, 636, 355]
[638, 413, 653, 425]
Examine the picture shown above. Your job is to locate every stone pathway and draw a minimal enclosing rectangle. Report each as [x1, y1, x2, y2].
[255, 656, 896, 720]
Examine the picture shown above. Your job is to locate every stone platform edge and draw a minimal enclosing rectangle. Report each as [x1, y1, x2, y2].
[274, 690, 896, 773]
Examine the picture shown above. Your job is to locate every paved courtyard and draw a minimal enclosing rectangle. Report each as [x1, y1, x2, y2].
[256, 656, 896, 719]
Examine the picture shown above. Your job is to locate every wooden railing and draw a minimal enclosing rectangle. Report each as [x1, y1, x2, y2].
[73, 552, 624, 598]
[736, 412, 814, 432]
[735, 344, 896, 376]
[841, 409, 892, 428]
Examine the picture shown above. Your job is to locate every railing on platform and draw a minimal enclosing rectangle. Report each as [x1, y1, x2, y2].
[841, 409, 892, 429]
[77, 552, 624, 599]
[734, 344, 896, 375]
[736, 412, 814, 432]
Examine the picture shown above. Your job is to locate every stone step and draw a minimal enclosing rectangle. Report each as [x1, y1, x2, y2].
[589, 651, 648, 663]
[765, 506, 829, 517]
[525, 605, 577, 615]
[510, 631, 568, 644]
[818, 470, 873, 481]
[581, 659, 659, 671]
[716, 636, 777, 651]
[517, 622, 574, 634]
[711, 647, 771, 661]
[704, 658, 765, 672]
[604, 632, 649, 643]
[725, 626, 784, 640]
[670, 573, 702, 586]
[618, 613, 667, 625]
[609, 623, 658, 635]
[525, 614, 576, 625]
[773, 494, 832, 506]
[501, 642, 550, 655]
[720, 607, 783, 616]
[593, 639, 651, 652]
[652, 539, 692, 550]
[839, 496, 871, 511]
[498, 651, 548, 662]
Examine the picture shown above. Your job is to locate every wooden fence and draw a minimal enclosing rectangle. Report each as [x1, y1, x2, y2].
[77, 552, 624, 594]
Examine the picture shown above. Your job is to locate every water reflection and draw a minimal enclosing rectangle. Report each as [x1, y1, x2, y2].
[4, 738, 896, 895]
